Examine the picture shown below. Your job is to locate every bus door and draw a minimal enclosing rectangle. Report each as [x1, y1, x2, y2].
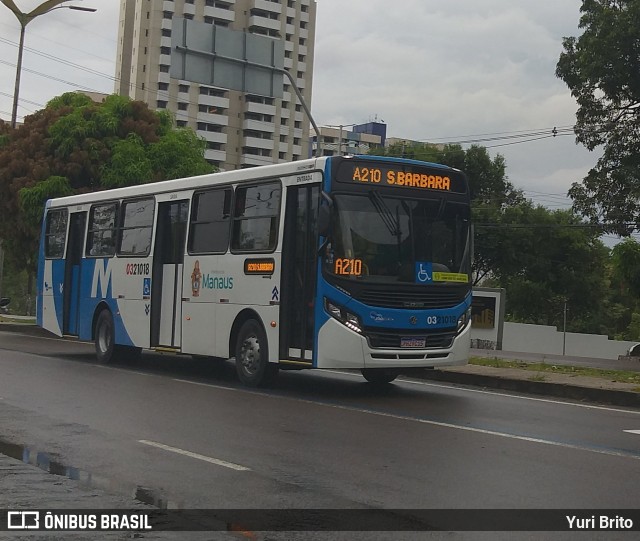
[280, 184, 319, 363]
[62, 211, 86, 336]
[151, 200, 188, 348]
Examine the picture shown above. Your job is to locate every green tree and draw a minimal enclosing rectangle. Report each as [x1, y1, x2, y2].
[610, 237, 640, 297]
[608, 237, 640, 338]
[497, 206, 610, 334]
[556, 0, 640, 233]
[0, 92, 214, 301]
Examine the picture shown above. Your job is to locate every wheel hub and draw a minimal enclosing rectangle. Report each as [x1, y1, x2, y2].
[239, 336, 260, 374]
[98, 323, 111, 353]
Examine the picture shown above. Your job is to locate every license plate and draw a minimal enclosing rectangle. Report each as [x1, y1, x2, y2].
[401, 337, 426, 348]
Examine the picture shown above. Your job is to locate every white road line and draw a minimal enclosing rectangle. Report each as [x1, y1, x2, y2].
[623, 430, 640, 435]
[321, 369, 640, 415]
[172, 378, 640, 461]
[138, 440, 250, 471]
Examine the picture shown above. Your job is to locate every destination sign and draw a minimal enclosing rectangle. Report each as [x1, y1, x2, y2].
[244, 258, 275, 275]
[334, 161, 467, 194]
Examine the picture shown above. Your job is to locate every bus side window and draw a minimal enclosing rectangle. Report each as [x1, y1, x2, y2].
[44, 209, 68, 259]
[231, 183, 281, 253]
[86, 203, 118, 257]
[188, 188, 232, 254]
[118, 198, 155, 256]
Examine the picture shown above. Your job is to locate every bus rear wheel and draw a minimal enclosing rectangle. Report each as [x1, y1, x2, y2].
[361, 368, 399, 384]
[94, 309, 141, 364]
[95, 309, 116, 364]
[234, 319, 278, 387]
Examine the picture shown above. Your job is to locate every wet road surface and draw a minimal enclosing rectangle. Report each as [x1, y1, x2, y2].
[1, 331, 639, 536]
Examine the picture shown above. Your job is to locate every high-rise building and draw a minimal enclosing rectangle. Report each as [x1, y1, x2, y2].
[115, 0, 316, 171]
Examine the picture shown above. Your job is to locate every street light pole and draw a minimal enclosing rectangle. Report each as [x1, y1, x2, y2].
[2, 0, 96, 128]
[11, 17, 27, 129]
[324, 123, 357, 156]
[562, 299, 568, 356]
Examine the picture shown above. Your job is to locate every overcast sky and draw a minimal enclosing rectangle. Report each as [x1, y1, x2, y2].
[0, 1, 600, 216]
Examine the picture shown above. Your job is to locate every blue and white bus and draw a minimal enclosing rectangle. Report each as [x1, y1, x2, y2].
[37, 155, 472, 386]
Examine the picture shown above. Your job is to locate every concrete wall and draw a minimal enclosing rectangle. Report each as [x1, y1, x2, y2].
[470, 288, 505, 350]
[473, 322, 635, 360]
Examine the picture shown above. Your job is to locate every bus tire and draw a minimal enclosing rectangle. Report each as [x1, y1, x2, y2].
[94, 309, 116, 364]
[234, 319, 278, 387]
[361, 368, 399, 384]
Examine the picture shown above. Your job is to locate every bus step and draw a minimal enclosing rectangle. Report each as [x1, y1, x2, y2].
[152, 347, 181, 354]
[279, 359, 313, 367]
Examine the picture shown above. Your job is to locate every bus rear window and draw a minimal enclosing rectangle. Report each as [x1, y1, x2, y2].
[44, 209, 68, 259]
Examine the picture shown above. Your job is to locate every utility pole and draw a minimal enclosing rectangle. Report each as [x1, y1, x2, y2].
[325, 123, 357, 156]
[562, 299, 568, 356]
[0, 240, 4, 301]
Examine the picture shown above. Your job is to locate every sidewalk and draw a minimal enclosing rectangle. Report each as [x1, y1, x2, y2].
[418, 362, 640, 407]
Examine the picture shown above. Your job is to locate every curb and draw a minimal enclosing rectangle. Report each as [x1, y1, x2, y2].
[416, 369, 640, 408]
[0, 322, 54, 338]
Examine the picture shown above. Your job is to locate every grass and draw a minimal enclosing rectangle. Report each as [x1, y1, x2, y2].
[0, 315, 36, 324]
[469, 356, 640, 386]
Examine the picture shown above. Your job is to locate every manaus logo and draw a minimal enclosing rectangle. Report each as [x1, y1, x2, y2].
[203, 274, 234, 290]
[191, 260, 234, 293]
[191, 260, 202, 297]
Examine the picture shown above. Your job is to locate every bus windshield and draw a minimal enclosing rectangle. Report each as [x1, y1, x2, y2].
[325, 192, 471, 284]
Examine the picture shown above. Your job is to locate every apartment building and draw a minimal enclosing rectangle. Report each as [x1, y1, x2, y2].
[311, 124, 385, 157]
[114, 0, 316, 171]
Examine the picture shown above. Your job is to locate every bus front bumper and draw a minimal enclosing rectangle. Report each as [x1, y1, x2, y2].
[316, 317, 471, 369]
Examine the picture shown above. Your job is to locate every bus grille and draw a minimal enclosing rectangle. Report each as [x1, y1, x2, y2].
[354, 288, 467, 309]
[365, 329, 456, 349]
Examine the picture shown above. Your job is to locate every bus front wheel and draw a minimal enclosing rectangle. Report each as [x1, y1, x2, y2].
[234, 319, 278, 387]
[361, 368, 399, 384]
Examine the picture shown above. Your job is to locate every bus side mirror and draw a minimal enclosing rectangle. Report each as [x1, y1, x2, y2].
[0, 297, 10, 308]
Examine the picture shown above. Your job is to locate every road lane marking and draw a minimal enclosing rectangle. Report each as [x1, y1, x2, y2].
[138, 440, 250, 471]
[321, 369, 640, 415]
[172, 378, 640, 461]
[623, 430, 640, 435]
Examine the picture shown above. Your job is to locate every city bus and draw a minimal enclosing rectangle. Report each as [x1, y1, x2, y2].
[37, 155, 473, 386]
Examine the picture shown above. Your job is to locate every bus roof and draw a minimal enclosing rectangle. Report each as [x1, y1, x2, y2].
[45, 155, 463, 208]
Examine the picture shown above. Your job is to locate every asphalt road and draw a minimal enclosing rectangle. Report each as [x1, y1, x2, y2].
[1, 331, 640, 536]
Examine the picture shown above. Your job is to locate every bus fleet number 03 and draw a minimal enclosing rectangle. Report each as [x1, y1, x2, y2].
[427, 315, 457, 326]
[126, 263, 150, 276]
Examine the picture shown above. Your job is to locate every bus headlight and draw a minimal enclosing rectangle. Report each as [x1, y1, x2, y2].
[324, 298, 363, 334]
[457, 306, 472, 333]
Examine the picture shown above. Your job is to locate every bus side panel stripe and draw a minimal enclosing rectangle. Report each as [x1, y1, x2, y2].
[77, 259, 135, 347]
[41, 260, 62, 336]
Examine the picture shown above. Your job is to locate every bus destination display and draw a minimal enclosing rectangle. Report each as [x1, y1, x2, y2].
[335, 161, 467, 193]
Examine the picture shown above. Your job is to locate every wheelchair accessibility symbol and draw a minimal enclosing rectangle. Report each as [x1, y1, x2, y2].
[415, 262, 433, 284]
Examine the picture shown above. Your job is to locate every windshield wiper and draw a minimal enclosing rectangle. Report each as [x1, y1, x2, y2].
[369, 191, 401, 237]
